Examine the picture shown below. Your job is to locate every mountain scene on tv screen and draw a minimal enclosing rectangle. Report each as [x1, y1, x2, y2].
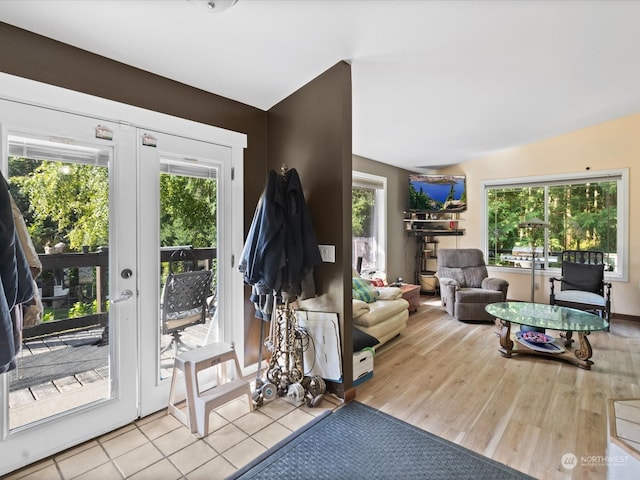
[409, 175, 467, 212]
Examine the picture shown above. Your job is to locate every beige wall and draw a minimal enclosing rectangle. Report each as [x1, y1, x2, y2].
[441, 112, 640, 317]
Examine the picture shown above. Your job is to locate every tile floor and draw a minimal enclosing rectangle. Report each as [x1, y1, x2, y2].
[6, 394, 341, 480]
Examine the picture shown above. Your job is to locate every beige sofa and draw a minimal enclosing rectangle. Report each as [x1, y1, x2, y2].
[352, 287, 409, 347]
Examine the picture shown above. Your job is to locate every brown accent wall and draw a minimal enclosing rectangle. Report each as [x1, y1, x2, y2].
[0, 23, 265, 138]
[266, 62, 353, 395]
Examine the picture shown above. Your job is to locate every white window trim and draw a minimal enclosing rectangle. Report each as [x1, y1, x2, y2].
[352, 171, 387, 274]
[482, 168, 628, 282]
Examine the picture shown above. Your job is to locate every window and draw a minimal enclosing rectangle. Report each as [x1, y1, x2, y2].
[352, 172, 386, 274]
[484, 169, 628, 279]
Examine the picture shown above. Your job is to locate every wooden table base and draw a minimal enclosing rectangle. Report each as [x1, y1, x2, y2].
[498, 320, 594, 370]
[399, 283, 421, 313]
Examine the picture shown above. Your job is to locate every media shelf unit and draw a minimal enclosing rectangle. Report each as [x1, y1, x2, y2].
[403, 212, 465, 293]
[403, 211, 465, 237]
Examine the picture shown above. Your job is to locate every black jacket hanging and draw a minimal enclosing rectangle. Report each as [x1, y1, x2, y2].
[239, 168, 322, 319]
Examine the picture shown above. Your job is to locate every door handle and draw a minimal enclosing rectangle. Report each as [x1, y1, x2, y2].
[110, 289, 134, 304]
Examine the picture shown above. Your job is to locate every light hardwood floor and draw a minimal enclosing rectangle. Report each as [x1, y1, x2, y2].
[356, 296, 640, 480]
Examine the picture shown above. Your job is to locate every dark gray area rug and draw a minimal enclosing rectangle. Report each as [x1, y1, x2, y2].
[229, 401, 534, 480]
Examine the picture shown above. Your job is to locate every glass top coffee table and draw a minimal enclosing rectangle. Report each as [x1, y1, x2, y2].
[485, 302, 609, 370]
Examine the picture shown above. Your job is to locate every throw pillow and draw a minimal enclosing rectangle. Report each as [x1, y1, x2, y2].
[353, 327, 380, 351]
[352, 277, 377, 303]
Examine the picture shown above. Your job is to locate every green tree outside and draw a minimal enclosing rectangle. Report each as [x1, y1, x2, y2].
[352, 187, 374, 237]
[10, 158, 109, 252]
[160, 173, 217, 248]
[487, 181, 617, 269]
[9, 156, 218, 320]
[9, 157, 217, 253]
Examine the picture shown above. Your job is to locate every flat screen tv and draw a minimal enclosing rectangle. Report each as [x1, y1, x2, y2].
[409, 174, 467, 213]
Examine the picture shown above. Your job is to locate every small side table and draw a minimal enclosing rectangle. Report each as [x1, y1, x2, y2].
[399, 283, 421, 313]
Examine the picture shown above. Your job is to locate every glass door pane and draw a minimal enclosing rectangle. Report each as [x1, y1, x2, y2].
[0, 98, 138, 475]
[6, 143, 112, 429]
[137, 130, 230, 417]
[158, 165, 219, 379]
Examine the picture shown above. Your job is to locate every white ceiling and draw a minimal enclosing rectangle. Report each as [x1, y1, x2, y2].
[2, 0, 640, 171]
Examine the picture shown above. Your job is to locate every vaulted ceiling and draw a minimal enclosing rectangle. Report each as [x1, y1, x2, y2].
[2, 0, 640, 171]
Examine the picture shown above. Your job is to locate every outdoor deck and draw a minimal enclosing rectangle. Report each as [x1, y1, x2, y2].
[7, 246, 218, 430]
[8, 320, 217, 430]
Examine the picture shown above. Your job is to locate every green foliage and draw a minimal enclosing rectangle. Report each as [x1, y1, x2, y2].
[352, 187, 374, 237]
[7, 157, 39, 226]
[9, 158, 109, 251]
[446, 184, 455, 204]
[547, 182, 617, 253]
[160, 174, 217, 248]
[69, 301, 94, 318]
[487, 186, 545, 265]
[409, 182, 438, 211]
[9, 155, 217, 323]
[93, 299, 104, 313]
[487, 181, 617, 267]
[9, 157, 218, 255]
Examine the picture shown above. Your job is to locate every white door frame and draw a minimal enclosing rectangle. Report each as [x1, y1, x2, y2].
[137, 129, 234, 416]
[0, 94, 139, 475]
[0, 73, 246, 475]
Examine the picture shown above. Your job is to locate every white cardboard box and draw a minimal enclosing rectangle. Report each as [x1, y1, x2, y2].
[353, 348, 374, 386]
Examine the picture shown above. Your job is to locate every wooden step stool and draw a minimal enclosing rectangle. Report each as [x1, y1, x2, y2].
[168, 342, 253, 437]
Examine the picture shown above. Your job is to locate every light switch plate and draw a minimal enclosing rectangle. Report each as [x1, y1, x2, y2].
[318, 245, 335, 263]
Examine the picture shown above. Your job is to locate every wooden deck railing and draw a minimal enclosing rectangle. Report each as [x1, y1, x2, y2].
[23, 246, 216, 340]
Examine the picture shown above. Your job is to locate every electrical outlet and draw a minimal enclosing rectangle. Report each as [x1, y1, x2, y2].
[318, 245, 335, 263]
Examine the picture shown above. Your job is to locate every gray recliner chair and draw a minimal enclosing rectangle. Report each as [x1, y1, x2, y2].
[437, 248, 509, 322]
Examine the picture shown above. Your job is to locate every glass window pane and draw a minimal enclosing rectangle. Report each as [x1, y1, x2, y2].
[487, 186, 545, 268]
[548, 181, 617, 271]
[352, 186, 377, 272]
[7, 140, 112, 431]
[486, 177, 619, 274]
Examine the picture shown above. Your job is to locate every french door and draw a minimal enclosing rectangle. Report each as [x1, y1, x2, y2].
[0, 77, 245, 475]
[0, 98, 139, 474]
[137, 129, 232, 416]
